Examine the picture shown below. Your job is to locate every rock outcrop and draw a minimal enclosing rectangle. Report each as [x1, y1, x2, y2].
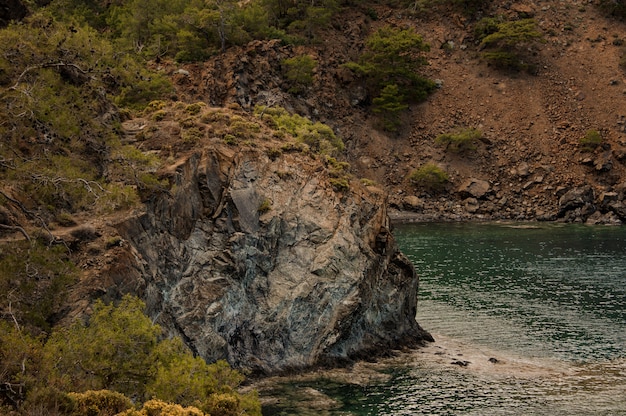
[115, 144, 432, 374]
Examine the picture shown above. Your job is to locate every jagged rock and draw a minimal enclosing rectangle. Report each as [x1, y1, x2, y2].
[403, 195, 424, 211]
[457, 178, 490, 199]
[585, 211, 622, 225]
[594, 151, 613, 172]
[558, 185, 595, 218]
[599, 191, 619, 208]
[115, 146, 431, 374]
[607, 200, 626, 221]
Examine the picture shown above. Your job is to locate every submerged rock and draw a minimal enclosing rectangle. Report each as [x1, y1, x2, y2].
[116, 145, 431, 374]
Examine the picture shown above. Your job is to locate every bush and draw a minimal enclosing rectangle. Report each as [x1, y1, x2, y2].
[435, 128, 482, 152]
[118, 399, 205, 416]
[579, 129, 603, 151]
[0, 241, 77, 333]
[345, 25, 435, 102]
[254, 106, 344, 154]
[68, 390, 133, 415]
[372, 84, 409, 132]
[282, 55, 317, 93]
[409, 164, 449, 191]
[597, 0, 626, 19]
[478, 18, 544, 70]
[258, 198, 272, 213]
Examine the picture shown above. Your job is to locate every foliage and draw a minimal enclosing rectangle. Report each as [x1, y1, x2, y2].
[282, 55, 317, 94]
[478, 18, 544, 70]
[254, 106, 344, 154]
[372, 84, 409, 132]
[579, 129, 603, 151]
[0, 295, 261, 414]
[0, 12, 171, 221]
[0, 241, 77, 333]
[409, 163, 449, 191]
[347, 25, 435, 100]
[68, 390, 133, 415]
[345, 25, 435, 129]
[119, 399, 205, 416]
[0, 321, 45, 409]
[44, 295, 162, 398]
[330, 178, 350, 191]
[258, 198, 272, 213]
[435, 128, 482, 152]
[596, 0, 626, 19]
[409, 0, 492, 16]
[148, 338, 259, 415]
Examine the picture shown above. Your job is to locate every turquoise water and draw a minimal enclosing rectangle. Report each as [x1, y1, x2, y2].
[261, 223, 626, 415]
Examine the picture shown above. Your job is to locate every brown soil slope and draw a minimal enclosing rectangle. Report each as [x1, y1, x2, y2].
[171, 0, 626, 222]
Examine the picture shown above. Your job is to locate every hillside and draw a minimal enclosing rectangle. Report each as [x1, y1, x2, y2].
[1, 0, 626, 412]
[170, 0, 626, 223]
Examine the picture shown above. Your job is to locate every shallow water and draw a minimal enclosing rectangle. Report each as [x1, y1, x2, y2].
[260, 222, 626, 415]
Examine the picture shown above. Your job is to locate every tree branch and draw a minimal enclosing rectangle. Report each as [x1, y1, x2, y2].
[9, 62, 94, 90]
[0, 224, 30, 242]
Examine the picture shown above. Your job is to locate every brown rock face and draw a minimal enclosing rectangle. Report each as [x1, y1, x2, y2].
[116, 145, 431, 374]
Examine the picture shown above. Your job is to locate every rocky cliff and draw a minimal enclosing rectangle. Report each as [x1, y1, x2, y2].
[114, 142, 432, 374]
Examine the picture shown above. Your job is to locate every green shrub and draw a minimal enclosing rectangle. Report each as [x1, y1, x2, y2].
[68, 390, 133, 415]
[282, 55, 317, 93]
[372, 84, 409, 132]
[345, 25, 435, 101]
[330, 178, 350, 191]
[597, 0, 626, 19]
[478, 18, 544, 70]
[579, 129, 603, 151]
[258, 198, 272, 213]
[0, 241, 77, 333]
[254, 106, 344, 154]
[435, 128, 482, 152]
[118, 399, 205, 416]
[0, 321, 46, 407]
[21, 386, 76, 415]
[409, 163, 449, 191]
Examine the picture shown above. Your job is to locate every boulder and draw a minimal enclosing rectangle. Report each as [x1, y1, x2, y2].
[558, 185, 595, 218]
[457, 178, 490, 199]
[115, 146, 432, 374]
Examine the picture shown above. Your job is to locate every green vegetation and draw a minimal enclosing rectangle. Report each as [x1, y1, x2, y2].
[258, 198, 272, 213]
[476, 17, 544, 70]
[410, 0, 493, 16]
[579, 129, 603, 151]
[435, 128, 482, 152]
[254, 106, 344, 154]
[47, 0, 344, 60]
[597, 0, 626, 19]
[372, 84, 409, 132]
[0, 295, 261, 415]
[0, 241, 77, 334]
[345, 25, 435, 131]
[409, 163, 449, 191]
[0, 12, 172, 227]
[282, 55, 317, 94]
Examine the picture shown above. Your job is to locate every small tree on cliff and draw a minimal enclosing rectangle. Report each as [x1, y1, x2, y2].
[345, 25, 436, 131]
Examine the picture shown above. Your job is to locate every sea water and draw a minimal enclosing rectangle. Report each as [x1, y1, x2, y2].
[260, 223, 626, 415]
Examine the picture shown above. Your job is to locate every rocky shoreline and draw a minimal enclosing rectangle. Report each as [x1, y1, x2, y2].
[388, 182, 626, 225]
